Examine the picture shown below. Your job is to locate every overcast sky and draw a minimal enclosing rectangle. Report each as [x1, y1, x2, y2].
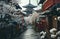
[13, 0, 41, 10]
[20, 0, 40, 6]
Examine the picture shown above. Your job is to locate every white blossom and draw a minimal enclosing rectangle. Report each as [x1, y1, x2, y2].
[40, 31, 46, 39]
[56, 31, 60, 36]
[50, 28, 57, 34]
[51, 34, 56, 38]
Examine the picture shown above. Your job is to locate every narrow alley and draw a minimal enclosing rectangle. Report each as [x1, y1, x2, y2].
[15, 26, 41, 39]
[0, 0, 60, 39]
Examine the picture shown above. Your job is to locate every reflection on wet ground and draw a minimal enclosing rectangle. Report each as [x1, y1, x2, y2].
[15, 27, 41, 39]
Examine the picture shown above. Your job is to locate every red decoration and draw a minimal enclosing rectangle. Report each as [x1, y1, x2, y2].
[43, 0, 54, 11]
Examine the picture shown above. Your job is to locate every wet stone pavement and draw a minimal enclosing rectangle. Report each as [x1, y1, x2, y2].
[14, 26, 41, 39]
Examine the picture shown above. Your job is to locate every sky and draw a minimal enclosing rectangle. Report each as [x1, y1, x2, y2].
[13, 0, 41, 10]
[19, 0, 41, 10]
[20, 0, 40, 6]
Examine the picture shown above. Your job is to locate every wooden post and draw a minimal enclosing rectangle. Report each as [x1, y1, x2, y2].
[52, 15, 57, 39]
[52, 15, 57, 28]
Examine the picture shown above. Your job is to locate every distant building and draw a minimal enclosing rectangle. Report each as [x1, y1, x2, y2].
[23, 0, 37, 15]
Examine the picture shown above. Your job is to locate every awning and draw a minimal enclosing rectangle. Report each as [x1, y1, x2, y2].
[42, 0, 54, 11]
[39, 10, 50, 15]
[42, 10, 60, 16]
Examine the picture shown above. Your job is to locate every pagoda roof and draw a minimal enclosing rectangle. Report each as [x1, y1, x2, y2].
[23, 3, 37, 8]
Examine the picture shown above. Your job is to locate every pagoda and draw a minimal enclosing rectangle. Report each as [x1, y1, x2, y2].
[23, 0, 37, 15]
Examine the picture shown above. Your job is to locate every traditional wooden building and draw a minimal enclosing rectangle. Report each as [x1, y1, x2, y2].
[42, 0, 60, 29]
[23, 0, 37, 16]
[38, 0, 60, 39]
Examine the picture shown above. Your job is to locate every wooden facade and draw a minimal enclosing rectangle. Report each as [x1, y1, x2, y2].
[42, 0, 60, 29]
[42, 0, 60, 39]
